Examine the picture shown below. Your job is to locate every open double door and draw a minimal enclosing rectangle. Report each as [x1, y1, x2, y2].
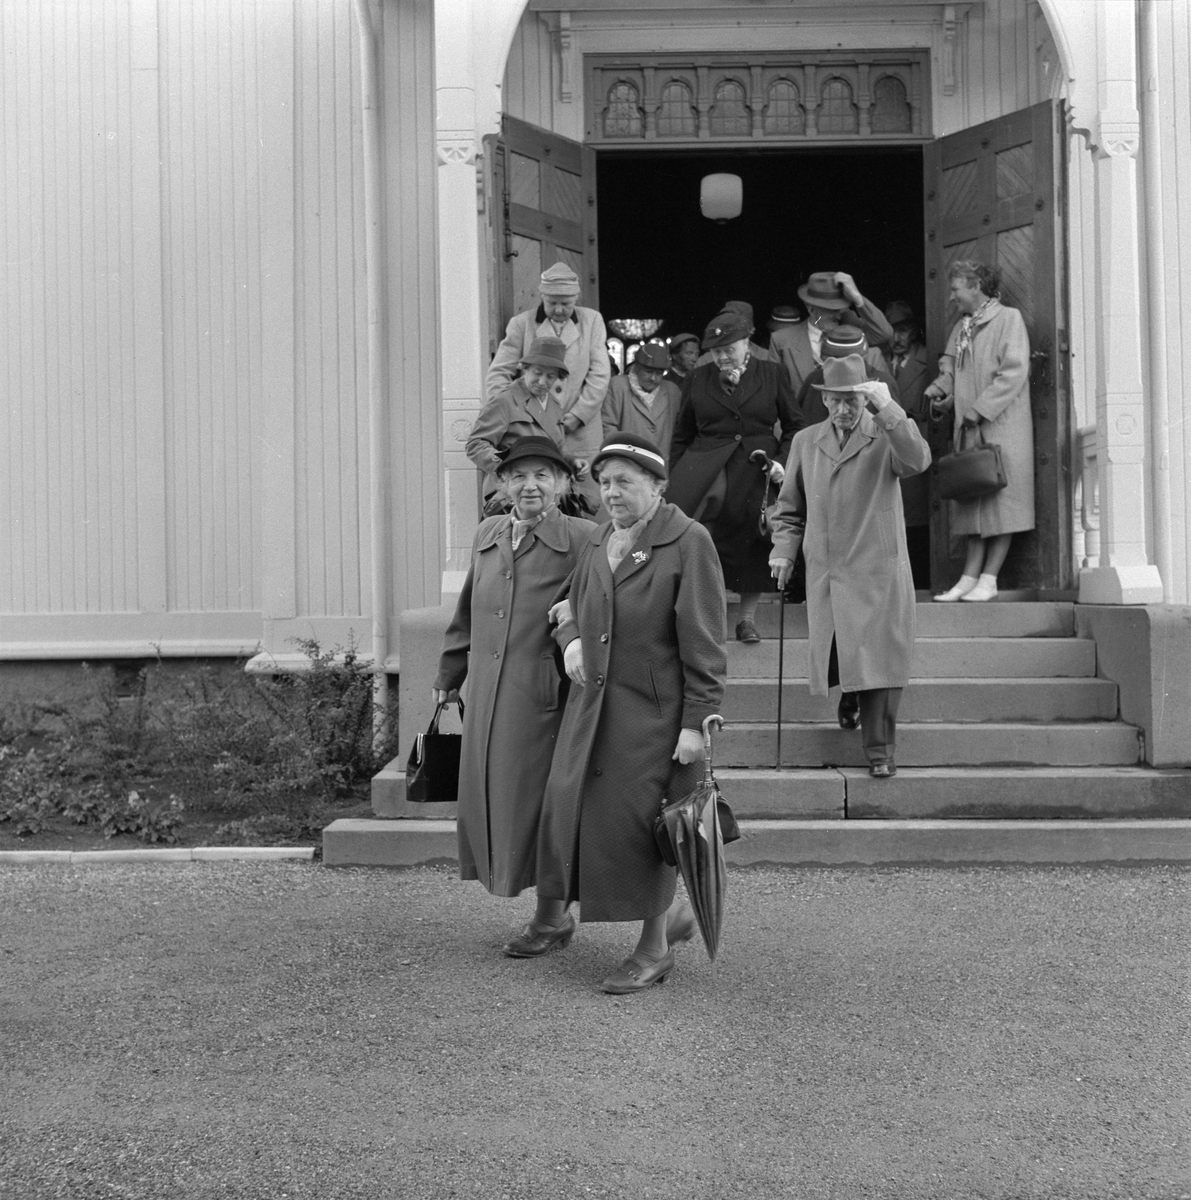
[489, 101, 1070, 592]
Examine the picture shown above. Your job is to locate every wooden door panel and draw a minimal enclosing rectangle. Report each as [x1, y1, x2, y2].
[924, 100, 1070, 592]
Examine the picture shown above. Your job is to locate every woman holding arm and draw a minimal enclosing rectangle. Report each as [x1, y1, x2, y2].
[535, 433, 728, 993]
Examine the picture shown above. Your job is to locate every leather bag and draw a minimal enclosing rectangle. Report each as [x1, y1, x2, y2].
[934, 425, 1008, 503]
[406, 701, 464, 803]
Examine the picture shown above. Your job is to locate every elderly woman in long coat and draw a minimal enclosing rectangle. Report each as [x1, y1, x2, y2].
[668, 310, 800, 644]
[535, 432, 727, 994]
[433, 436, 596, 953]
[769, 356, 931, 778]
[926, 261, 1034, 602]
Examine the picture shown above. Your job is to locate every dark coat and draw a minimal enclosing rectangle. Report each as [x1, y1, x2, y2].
[770, 403, 931, 695]
[435, 506, 596, 896]
[668, 358, 801, 593]
[535, 503, 727, 922]
[887, 343, 932, 527]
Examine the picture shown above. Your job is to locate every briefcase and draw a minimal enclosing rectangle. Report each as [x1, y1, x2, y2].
[935, 426, 1008, 503]
[406, 700, 464, 803]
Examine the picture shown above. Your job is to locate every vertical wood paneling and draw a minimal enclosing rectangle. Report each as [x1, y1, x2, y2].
[160, 0, 262, 612]
[0, 0, 143, 614]
[293, 0, 368, 620]
[383, 0, 442, 613]
[502, 9, 556, 132]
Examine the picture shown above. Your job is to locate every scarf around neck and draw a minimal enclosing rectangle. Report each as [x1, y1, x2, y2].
[510, 509, 548, 550]
[606, 497, 661, 571]
[628, 371, 660, 409]
[956, 297, 994, 362]
[719, 351, 751, 392]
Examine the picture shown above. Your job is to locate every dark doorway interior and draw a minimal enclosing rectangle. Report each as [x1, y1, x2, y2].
[597, 148, 925, 344]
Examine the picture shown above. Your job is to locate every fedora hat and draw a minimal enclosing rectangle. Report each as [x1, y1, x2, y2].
[632, 342, 670, 371]
[822, 325, 867, 359]
[519, 336, 570, 377]
[701, 310, 753, 350]
[591, 431, 668, 481]
[812, 354, 870, 393]
[497, 434, 574, 476]
[798, 271, 852, 311]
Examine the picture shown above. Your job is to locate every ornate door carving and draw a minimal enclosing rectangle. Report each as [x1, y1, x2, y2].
[924, 100, 1071, 592]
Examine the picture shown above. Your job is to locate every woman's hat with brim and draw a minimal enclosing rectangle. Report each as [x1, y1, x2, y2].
[519, 336, 570, 377]
[701, 311, 753, 350]
[822, 325, 867, 359]
[798, 271, 852, 311]
[497, 435, 574, 476]
[812, 354, 870, 392]
[632, 342, 670, 371]
[768, 305, 802, 329]
[669, 332, 699, 353]
[591, 432, 668, 481]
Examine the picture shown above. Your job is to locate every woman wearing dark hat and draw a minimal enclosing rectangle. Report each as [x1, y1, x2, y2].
[668, 310, 801, 642]
[534, 432, 727, 993]
[466, 336, 590, 512]
[768, 356, 931, 778]
[601, 341, 684, 463]
[665, 332, 700, 385]
[433, 436, 597, 948]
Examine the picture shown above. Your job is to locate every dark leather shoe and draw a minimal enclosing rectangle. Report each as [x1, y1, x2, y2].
[838, 693, 861, 730]
[600, 949, 675, 994]
[868, 761, 897, 779]
[665, 904, 697, 947]
[736, 619, 760, 643]
[502, 911, 576, 958]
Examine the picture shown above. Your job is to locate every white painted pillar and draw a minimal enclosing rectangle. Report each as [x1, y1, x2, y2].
[435, 0, 487, 597]
[1077, 2, 1163, 605]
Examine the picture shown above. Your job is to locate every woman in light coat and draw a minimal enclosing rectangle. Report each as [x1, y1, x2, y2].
[433, 437, 596, 952]
[926, 261, 1034, 602]
[769, 356, 931, 778]
[535, 433, 728, 994]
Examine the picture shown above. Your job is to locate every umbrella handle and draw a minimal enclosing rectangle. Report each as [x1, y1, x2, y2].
[701, 714, 724, 779]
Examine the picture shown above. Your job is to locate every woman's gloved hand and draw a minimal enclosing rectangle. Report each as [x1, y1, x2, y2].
[672, 728, 705, 764]
[563, 639, 587, 686]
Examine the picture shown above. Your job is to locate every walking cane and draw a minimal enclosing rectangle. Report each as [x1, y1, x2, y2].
[751, 449, 784, 769]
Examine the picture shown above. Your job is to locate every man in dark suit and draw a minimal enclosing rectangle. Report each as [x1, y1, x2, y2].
[883, 301, 932, 588]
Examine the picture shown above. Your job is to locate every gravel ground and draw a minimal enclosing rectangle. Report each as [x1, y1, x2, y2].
[1, 862, 1189, 1200]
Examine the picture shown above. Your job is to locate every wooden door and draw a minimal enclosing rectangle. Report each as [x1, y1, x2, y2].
[489, 116, 599, 343]
[923, 100, 1071, 592]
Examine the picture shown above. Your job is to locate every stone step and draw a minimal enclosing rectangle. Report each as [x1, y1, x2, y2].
[720, 720, 1141, 767]
[727, 600, 1076, 639]
[322, 816, 1191, 868]
[714, 766, 1191, 820]
[727, 637, 1096, 679]
[725, 677, 1118, 722]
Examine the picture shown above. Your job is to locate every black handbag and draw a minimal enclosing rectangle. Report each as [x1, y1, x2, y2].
[406, 700, 464, 803]
[934, 425, 1008, 503]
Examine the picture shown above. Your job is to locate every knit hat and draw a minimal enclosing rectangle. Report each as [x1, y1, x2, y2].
[539, 262, 582, 297]
[591, 432, 668, 481]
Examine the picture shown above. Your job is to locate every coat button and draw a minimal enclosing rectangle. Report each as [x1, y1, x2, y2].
[599, 634, 608, 643]
[593, 767, 603, 776]
[734, 434, 742, 442]
[596, 675, 605, 685]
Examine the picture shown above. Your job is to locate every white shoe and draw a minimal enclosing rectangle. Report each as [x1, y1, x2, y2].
[961, 574, 999, 602]
[934, 575, 978, 602]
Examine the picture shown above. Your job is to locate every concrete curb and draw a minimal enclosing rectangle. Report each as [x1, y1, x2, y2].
[0, 846, 316, 865]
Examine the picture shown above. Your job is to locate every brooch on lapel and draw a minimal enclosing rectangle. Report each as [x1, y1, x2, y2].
[631, 550, 649, 564]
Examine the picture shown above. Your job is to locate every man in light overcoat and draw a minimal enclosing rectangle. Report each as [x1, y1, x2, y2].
[486, 261, 611, 507]
[769, 355, 931, 778]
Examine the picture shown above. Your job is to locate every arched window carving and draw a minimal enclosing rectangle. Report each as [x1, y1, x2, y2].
[710, 78, 749, 137]
[603, 80, 643, 138]
[763, 78, 804, 135]
[871, 75, 911, 133]
[818, 77, 857, 134]
[656, 80, 696, 138]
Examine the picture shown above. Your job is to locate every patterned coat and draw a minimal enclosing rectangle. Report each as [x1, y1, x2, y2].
[600, 373, 683, 464]
[485, 304, 612, 459]
[933, 300, 1034, 537]
[668, 358, 801, 593]
[535, 504, 727, 922]
[434, 507, 596, 896]
[770, 403, 931, 695]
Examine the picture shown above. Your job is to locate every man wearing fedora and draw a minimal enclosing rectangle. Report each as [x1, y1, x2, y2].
[771, 271, 893, 397]
[769, 354, 930, 778]
[486, 261, 611, 508]
[601, 341, 684, 463]
[794, 324, 900, 428]
[468, 336, 582, 510]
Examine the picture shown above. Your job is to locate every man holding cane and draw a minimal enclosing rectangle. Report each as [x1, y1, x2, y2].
[768, 355, 931, 778]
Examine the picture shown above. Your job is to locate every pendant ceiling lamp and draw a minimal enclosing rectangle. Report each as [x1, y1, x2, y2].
[700, 173, 742, 223]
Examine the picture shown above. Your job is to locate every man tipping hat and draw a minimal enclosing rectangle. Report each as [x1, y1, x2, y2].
[770, 271, 894, 397]
[793, 324, 901, 427]
[485, 261, 611, 509]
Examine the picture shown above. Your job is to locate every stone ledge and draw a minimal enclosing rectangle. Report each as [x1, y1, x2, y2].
[0, 847, 316, 866]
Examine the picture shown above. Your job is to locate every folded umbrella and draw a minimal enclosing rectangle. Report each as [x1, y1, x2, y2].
[653, 714, 736, 961]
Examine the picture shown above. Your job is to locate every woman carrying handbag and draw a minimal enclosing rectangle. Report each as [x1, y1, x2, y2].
[925, 261, 1034, 602]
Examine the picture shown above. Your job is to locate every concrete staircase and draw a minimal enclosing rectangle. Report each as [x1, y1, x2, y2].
[323, 599, 1191, 866]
